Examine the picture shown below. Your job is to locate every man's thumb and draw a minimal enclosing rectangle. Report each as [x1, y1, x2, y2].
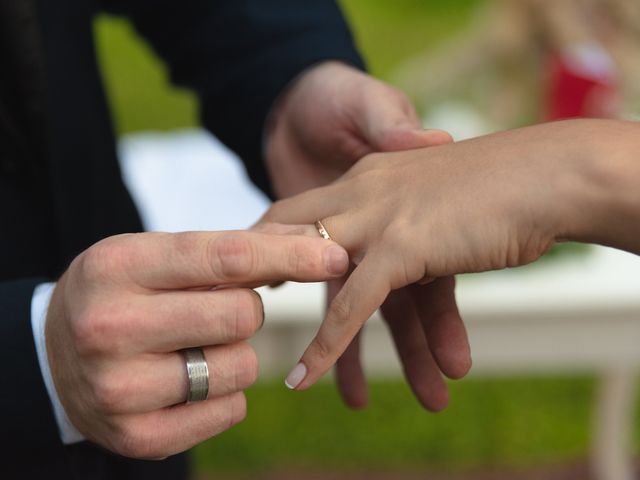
[374, 127, 453, 152]
[355, 83, 454, 151]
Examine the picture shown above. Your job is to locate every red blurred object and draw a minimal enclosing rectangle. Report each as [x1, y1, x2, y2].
[544, 49, 620, 120]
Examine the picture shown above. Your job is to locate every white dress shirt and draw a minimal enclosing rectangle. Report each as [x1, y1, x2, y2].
[31, 282, 85, 444]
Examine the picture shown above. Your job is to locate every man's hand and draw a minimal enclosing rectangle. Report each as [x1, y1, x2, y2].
[264, 62, 469, 411]
[45, 231, 349, 459]
[265, 61, 452, 197]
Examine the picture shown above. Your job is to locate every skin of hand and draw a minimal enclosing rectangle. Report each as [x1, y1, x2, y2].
[45, 231, 349, 459]
[261, 118, 640, 392]
[264, 61, 470, 410]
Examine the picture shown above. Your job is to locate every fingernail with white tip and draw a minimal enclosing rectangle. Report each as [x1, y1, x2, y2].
[284, 362, 307, 390]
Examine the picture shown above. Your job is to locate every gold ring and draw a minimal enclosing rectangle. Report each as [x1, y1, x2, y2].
[314, 220, 332, 241]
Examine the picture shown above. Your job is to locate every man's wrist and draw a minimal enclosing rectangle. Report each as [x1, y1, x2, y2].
[31, 282, 85, 444]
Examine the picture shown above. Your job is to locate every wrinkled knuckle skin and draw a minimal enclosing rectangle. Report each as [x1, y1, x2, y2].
[289, 240, 322, 278]
[252, 290, 265, 330]
[310, 336, 333, 365]
[92, 372, 131, 414]
[72, 308, 111, 356]
[71, 305, 129, 357]
[112, 423, 159, 459]
[209, 234, 256, 280]
[329, 298, 352, 327]
[227, 393, 248, 430]
[233, 344, 259, 390]
[79, 237, 129, 283]
[232, 290, 263, 339]
[172, 232, 200, 256]
[392, 88, 414, 114]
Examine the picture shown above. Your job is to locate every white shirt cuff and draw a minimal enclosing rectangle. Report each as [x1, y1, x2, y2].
[31, 282, 85, 444]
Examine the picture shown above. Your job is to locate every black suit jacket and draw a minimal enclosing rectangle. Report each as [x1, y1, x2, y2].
[0, 0, 363, 477]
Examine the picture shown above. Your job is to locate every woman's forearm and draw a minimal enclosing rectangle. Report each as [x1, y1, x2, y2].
[564, 120, 640, 254]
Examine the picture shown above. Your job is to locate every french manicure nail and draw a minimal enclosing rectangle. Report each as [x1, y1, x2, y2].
[284, 362, 307, 390]
[325, 245, 348, 276]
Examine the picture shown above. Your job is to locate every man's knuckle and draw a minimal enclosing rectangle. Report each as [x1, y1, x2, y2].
[234, 344, 259, 389]
[78, 246, 107, 282]
[171, 232, 204, 265]
[393, 88, 412, 110]
[232, 290, 263, 338]
[250, 290, 265, 330]
[72, 305, 128, 356]
[80, 238, 130, 282]
[171, 232, 199, 254]
[72, 309, 110, 355]
[92, 371, 130, 413]
[228, 393, 247, 429]
[289, 241, 319, 277]
[209, 234, 256, 280]
[112, 422, 157, 459]
[70, 311, 95, 354]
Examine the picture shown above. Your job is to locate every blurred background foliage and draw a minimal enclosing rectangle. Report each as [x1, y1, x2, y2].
[193, 377, 597, 474]
[93, 0, 635, 475]
[95, 0, 482, 135]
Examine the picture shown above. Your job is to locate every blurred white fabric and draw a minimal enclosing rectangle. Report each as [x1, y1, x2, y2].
[118, 129, 270, 233]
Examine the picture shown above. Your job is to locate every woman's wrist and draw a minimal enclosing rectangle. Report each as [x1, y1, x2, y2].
[561, 119, 640, 253]
[511, 120, 599, 249]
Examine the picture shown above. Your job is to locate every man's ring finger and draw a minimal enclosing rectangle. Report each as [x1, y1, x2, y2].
[182, 347, 209, 403]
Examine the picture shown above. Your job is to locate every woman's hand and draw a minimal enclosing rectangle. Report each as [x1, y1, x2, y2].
[262, 119, 639, 392]
[265, 61, 464, 411]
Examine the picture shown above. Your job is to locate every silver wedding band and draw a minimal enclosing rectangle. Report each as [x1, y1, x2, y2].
[315, 220, 332, 241]
[182, 347, 209, 403]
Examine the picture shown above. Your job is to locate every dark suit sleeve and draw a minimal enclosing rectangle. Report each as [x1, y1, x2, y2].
[100, 0, 365, 197]
[0, 278, 67, 467]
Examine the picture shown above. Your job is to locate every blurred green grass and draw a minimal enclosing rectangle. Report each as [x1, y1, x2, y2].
[192, 376, 631, 473]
